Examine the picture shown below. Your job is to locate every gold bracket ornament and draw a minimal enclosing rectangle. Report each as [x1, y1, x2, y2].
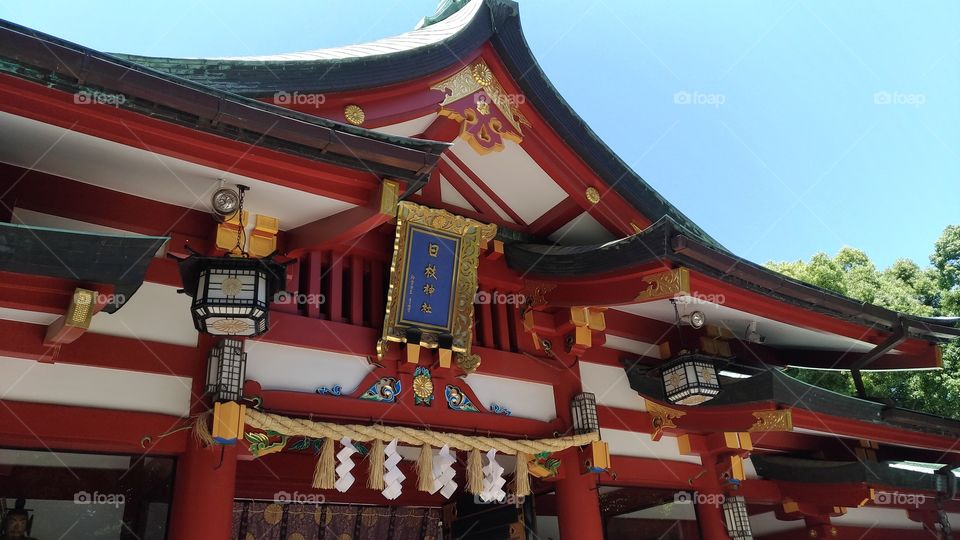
[634, 268, 690, 302]
[568, 306, 606, 355]
[748, 409, 793, 432]
[379, 201, 497, 369]
[647, 401, 686, 441]
[431, 59, 529, 154]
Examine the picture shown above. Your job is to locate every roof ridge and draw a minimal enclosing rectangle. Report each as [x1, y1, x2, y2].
[416, 0, 474, 30]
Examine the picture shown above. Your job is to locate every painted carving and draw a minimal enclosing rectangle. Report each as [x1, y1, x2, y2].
[316, 384, 343, 396]
[647, 401, 686, 441]
[359, 377, 402, 403]
[748, 409, 793, 432]
[445, 384, 479, 412]
[413, 366, 434, 406]
[634, 268, 691, 302]
[245, 431, 289, 458]
[432, 59, 528, 154]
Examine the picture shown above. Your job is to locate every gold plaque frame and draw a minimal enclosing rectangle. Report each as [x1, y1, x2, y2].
[378, 202, 496, 364]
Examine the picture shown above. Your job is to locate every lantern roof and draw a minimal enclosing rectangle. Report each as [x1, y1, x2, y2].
[627, 367, 960, 441]
[0, 222, 167, 313]
[750, 454, 953, 494]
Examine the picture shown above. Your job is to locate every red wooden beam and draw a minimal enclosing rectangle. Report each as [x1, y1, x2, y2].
[0, 400, 186, 455]
[0, 318, 202, 377]
[603, 308, 675, 344]
[435, 159, 503, 223]
[257, 311, 571, 387]
[0, 74, 378, 205]
[597, 402, 782, 436]
[527, 197, 584, 237]
[0, 271, 79, 314]
[0, 163, 211, 253]
[252, 387, 562, 439]
[791, 408, 960, 454]
[603, 455, 709, 490]
[444, 152, 527, 226]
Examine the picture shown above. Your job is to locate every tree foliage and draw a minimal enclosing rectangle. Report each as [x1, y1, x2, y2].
[766, 225, 960, 418]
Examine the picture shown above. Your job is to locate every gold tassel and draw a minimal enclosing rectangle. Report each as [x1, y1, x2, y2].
[513, 452, 531, 497]
[417, 443, 435, 492]
[467, 449, 484, 495]
[367, 439, 385, 490]
[312, 438, 335, 489]
[193, 410, 215, 448]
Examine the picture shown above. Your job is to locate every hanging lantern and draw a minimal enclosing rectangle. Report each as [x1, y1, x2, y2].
[176, 255, 286, 336]
[661, 353, 721, 406]
[722, 495, 753, 540]
[206, 338, 247, 402]
[571, 392, 599, 434]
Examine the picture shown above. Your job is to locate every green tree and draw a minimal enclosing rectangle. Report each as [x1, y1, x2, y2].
[766, 225, 960, 418]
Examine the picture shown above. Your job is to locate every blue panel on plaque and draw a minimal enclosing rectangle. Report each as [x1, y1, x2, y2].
[398, 226, 461, 331]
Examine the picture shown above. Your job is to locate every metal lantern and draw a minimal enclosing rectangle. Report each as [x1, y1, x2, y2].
[206, 338, 247, 402]
[722, 495, 753, 540]
[661, 353, 721, 406]
[176, 255, 286, 336]
[571, 392, 599, 434]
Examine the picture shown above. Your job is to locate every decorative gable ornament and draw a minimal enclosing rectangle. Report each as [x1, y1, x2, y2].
[432, 59, 529, 154]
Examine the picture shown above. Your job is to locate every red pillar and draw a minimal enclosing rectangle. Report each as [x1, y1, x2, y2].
[696, 456, 730, 540]
[804, 514, 836, 539]
[555, 447, 604, 540]
[696, 495, 730, 540]
[168, 442, 238, 540]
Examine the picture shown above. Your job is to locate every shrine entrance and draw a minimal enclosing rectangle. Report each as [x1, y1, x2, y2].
[600, 487, 702, 540]
[230, 500, 441, 539]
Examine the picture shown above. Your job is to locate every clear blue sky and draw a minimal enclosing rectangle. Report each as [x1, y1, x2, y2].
[2, 1, 957, 269]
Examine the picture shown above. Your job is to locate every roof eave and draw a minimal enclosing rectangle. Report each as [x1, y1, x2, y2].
[505, 218, 960, 346]
[0, 18, 450, 183]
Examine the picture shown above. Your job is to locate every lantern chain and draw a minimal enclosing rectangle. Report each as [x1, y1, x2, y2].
[233, 185, 248, 256]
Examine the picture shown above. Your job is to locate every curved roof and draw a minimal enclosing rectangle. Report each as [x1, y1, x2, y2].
[0, 18, 449, 183]
[215, 0, 485, 62]
[115, 0, 721, 249]
[507, 217, 960, 346]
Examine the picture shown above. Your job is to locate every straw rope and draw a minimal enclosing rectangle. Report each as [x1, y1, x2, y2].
[245, 409, 597, 455]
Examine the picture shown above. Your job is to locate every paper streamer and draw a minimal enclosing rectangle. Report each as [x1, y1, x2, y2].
[382, 439, 406, 500]
[335, 437, 358, 493]
[479, 448, 506, 503]
[428, 444, 458, 499]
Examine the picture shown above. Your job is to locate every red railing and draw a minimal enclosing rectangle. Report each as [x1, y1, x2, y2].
[277, 253, 524, 354]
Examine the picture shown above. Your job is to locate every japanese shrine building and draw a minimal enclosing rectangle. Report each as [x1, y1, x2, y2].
[0, 1, 959, 539]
